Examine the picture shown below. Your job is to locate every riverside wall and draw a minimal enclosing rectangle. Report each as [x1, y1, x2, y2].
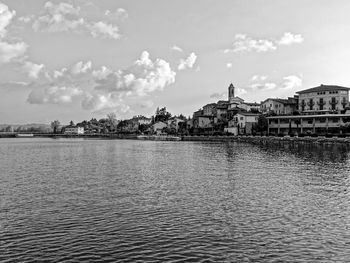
[182, 135, 350, 146]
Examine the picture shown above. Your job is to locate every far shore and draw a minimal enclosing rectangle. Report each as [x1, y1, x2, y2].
[2, 133, 350, 146]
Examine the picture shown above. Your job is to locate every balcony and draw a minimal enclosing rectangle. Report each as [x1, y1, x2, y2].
[329, 100, 339, 105]
[317, 101, 326, 106]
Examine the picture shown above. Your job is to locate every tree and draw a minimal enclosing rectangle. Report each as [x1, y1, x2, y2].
[51, 120, 61, 134]
[107, 112, 118, 132]
[257, 115, 268, 135]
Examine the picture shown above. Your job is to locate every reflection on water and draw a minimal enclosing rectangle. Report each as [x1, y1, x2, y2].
[1, 138, 350, 262]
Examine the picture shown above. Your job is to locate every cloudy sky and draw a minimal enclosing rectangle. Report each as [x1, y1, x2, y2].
[1, 0, 350, 124]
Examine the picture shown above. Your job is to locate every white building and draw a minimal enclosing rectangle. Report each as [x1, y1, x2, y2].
[297, 84, 350, 113]
[64, 126, 84, 135]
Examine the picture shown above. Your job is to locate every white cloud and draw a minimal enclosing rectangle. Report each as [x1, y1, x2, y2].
[25, 51, 176, 114]
[178, 52, 197, 70]
[81, 92, 130, 114]
[32, 1, 85, 32]
[251, 75, 267, 81]
[282, 75, 302, 89]
[277, 32, 304, 45]
[23, 61, 44, 79]
[0, 2, 15, 38]
[92, 66, 112, 80]
[105, 8, 128, 21]
[224, 34, 276, 53]
[171, 45, 183, 52]
[31, 1, 123, 40]
[70, 61, 92, 74]
[236, 87, 247, 96]
[88, 21, 120, 39]
[0, 41, 27, 63]
[251, 82, 277, 90]
[224, 32, 304, 53]
[210, 92, 226, 100]
[27, 85, 83, 104]
[226, 63, 232, 68]
[18, 15, 34, 23]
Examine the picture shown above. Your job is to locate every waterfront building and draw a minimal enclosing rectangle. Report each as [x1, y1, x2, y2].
[167, 117, 185, 132]
[296, 84, 350, 114]
[152, 121, 167, 135]
[261, 97, 298, 115]
[267, 114, 350, 135]
[64, 126, 84, 135]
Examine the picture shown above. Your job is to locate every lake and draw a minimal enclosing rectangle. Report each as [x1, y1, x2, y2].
[1, 138, 350, 262]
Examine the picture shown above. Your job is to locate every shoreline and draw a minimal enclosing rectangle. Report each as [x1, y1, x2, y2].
[2, 133, 350, 146]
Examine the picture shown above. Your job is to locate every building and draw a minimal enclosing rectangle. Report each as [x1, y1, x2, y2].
[296, 84, 350, 114]
[202, 103, 217, 116]
[261, 97, 298, 115]
[234, 112, 259, 135]
[64, 126, 84, 135]
[152, 121, 167, 134]
[267, 114, 350, 135]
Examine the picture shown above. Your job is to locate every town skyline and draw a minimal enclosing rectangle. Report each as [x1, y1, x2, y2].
[2, 0, 350, 124]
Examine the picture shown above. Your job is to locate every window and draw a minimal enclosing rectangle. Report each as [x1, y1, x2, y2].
[307, 119, 313, 124]
[240, 117, 244, 120]
[331, 97, 336, 110]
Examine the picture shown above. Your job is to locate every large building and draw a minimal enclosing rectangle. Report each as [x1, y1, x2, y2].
[267, 84, 350, 135]
[296, 84, 350, 114]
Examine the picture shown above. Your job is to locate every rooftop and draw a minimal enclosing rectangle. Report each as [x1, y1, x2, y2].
[296, 84, 350, 94]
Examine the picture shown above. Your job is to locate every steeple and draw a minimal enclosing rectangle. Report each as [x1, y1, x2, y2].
[228, 83, 235, 102]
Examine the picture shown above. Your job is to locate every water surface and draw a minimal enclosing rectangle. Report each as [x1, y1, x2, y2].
[1, 138, 350, 262]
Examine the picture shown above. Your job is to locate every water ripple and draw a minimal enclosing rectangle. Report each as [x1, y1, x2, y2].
[1, 139, 350, 262]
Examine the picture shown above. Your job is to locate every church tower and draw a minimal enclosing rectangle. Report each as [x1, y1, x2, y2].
[228, 83, 235, 102]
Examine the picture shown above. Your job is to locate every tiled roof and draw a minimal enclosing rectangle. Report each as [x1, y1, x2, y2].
[296, 84, 350, 94]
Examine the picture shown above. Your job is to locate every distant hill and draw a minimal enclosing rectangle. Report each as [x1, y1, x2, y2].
[0, 123, 51, 132]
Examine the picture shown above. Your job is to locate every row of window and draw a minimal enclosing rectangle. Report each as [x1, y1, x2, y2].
[316, 91, 339, 95]
[270, 118, 340, 124]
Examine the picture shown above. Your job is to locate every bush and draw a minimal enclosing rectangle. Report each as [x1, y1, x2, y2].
[325, 133, 333, 138]
[298, 133, 305, 137]
[310, 133, 318, 137]
[277, 133, 284, 137]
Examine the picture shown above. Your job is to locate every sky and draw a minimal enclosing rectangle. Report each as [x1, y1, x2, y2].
[1, 0, 350, 124]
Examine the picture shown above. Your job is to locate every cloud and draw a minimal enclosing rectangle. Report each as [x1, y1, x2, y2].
[277, 32, 304, 45]
[251, 75, 267, 81]
[70, 61, 92, 74]
[92, 66, 112, 80]
[27, 85, 83, 104]
[18, 15, 34, 23]
[236, 87, 247, 96]
[32, 1, 85, 32]
[0, 41, 27, 63]
[282, 75, 302, 89]
[171, 45, 183, 52]
[95, 51, 176, 96]
[31, 1, 123, 40]
[87, 21, 120, 39]
[105, 8, 128, 21]
[81, 92, 130, 114]
[224, 32, 304, 53]
[178, 52, 197, 70]
[224, 34, 276, 53]
[250, 82, 277, 90]
[226, 63, 232, 68]
[24, 51, 176, 114]
[22, 61, 44, 79]
[210, 92, 226, 100]
[0, 2, 15, 38]
[0, 3, 28, 64]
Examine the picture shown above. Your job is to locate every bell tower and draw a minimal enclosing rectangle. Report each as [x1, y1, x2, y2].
[228, 83, 235, 102]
